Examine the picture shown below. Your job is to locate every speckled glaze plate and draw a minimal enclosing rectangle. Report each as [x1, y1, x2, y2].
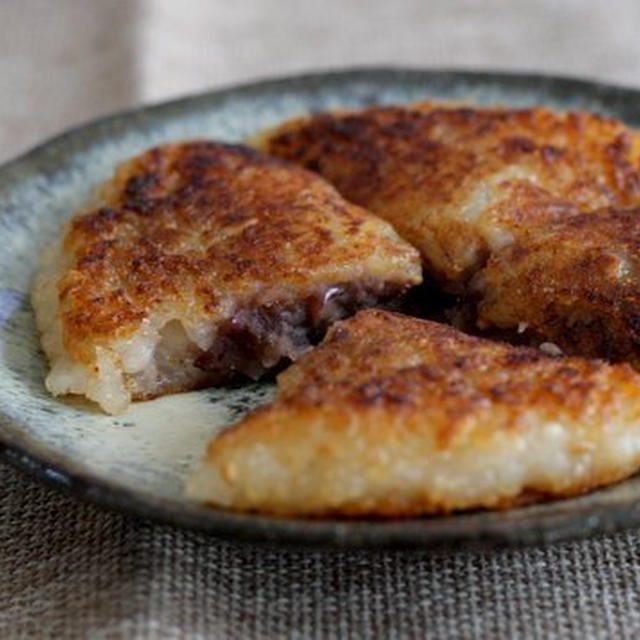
[4, 68, 640, 550]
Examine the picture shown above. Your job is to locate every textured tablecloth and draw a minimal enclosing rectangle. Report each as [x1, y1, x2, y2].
[4, 1, 640, 637]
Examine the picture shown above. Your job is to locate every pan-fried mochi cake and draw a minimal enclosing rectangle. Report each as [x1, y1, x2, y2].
[258, 103, 640, 290]
[188, 310, 640, 516]
[32, 142, 421, 414]
[257, 104, 640, 367]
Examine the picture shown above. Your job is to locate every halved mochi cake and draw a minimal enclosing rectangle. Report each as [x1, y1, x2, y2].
[32, 142, 421, 413]
[473, 207, 640, 369]
[188, 309, 640, 516]
[256, 104, 640, 291]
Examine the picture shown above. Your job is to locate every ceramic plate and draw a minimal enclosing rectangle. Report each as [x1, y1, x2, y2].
[3, 68, 640, 549]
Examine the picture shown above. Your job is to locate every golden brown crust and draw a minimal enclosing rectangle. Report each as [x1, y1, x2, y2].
[57, 141, 421, 364]
[190, 310, 640, 516]
[252, 309, 637, 440]
[475, 207, 640, 367]
[258, 104, 640, 288]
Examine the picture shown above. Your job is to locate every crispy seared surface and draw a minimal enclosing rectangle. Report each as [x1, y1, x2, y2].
[257, 104, 640, 289]
[188, 310, 640, 516]
[474, 207, 640, 367]
[57, 141, 421, 362]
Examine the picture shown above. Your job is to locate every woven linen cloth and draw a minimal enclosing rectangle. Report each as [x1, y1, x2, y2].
[4, 462, 640, 639]
[5, 0, 640, 637]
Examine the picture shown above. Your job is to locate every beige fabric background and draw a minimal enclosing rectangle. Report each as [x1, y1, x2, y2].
[3, 1, 640, 637]
[3, 0, 640, 163]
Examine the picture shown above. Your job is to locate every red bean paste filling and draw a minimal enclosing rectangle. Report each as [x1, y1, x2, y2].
[194, 281, 411, 384]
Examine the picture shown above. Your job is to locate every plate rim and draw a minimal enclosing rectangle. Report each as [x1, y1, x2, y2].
[5, 437, 640, 550]
[4, 66, 640, 550]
